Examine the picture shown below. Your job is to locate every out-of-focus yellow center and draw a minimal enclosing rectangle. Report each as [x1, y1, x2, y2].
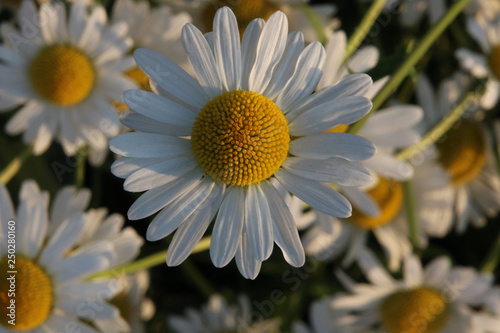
[349, 177, 403, 229]
[203, 0, 280, 36]
[0, 256, 53, 330]
[29, 44, 95, 106]
[380, 287, 449, 333]
[436, 120, 486, 185]
[488, 45, 500, 80]
[325, 124, 349, 133]
[191, 90, 289, 186]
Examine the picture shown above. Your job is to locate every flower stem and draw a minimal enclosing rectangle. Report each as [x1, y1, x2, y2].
[87, 236, 211, 280]
[403, 179, 420, 253]
[396, 88, 477, 161]
[343, 0, 387, 63]
[0, 144, 33, 184]
[481, 228, 500, 273]
[295, 3, 327, 44]
[348, 0, 473, 134]
[182, 259, 215, 298]
[75, 147, 88, 189]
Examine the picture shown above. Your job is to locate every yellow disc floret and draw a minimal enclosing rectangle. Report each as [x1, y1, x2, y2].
[0, 256, 53, 330]
[203, 0, 280, 35]
[29, 43, 95, 106]
[488, 45, 500, 80]
[380, 287, 450, 333]
[191, 90, 289, 186]
[436, 120, 486, 185]
[349, 177, 403, 229]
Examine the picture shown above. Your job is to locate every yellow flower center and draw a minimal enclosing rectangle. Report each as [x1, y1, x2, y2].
[191, 90, 289, 186]
[436, 120, 486, 186]
[0, 256, 53, 330]
[29, 44, 95, 106]
[380, 287, 450, 333]
[202, 0, 280, 36]
[349, 177, 403, 229]
[487, 45, 500, 80]
[325, 124, 349, 133]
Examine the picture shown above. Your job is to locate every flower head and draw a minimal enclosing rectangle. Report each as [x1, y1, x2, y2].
[110, 6, 375, 279]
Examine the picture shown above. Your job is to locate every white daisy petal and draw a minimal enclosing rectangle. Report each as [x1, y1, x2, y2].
[357, 247, 395, 287]
[248, 11, 288, 92]
[235, 224, 262, 280]
[120, 109, 192, 136]
[213, 7, 241, 91]
[182, 23, 222, 98]
[123, 155, 198, 192]
[146, 177, 216, 241]
[245, 184, 273, 261]
[318, 30, 346, 89]
[111, 157, 166, 179]
[51, 254, 109, 283]
[276, 41, 325, 112]
[241, 18, 264, 91]
[109, 133, 191, 158]
[455, 48, 490, 78]
[123, 90, 197, 126]
[341, 186, 380, 217]
[210, 186, 245, 268]
[289, 133, 376, 161]
[275, 169, 352, 218]
[264, 31, 304, 99]
[167, 182, 225, 266]
[348, 46, 379, 73]
[127, 168, 203, 220]
[291, 74, 373, 118]
[134, 48, 209, 109]
[283, 157, 372, 186]
[260, 180, 304, 267]
[39, 213, 86, 266]
[404, 255, 424, 287]
[288, 96, 372, 136]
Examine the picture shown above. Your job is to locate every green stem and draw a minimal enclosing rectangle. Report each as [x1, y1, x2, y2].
[0, 145, 33, 184]
[343, 0, 388, 63]
[348, 0, 473, 134]
[403, 179, 420, 253]
[396, 89, 477, 161]
[87, 236, 211, 280]
[75, 147, 88, 189]
[481, 229, 500, 273]
[295, 3, 327, 44]
[182, 259, 215, 298]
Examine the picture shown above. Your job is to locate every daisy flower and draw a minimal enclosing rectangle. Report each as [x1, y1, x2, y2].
[0, 0, 137, 164]
[111, 0, 193, 91]
[110, 7, 375, 279]
[40, 185, 146, 333]
[330, 249, 498, 333]
[296, 30, 423, 271]
[0, 180, 124, 332]
[456, 13, 500, 110]
[164, 0, 337, 42]
[168, 294, 280, 333]
[102, 271, 155, 333]
[416, 74, 500, 232]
